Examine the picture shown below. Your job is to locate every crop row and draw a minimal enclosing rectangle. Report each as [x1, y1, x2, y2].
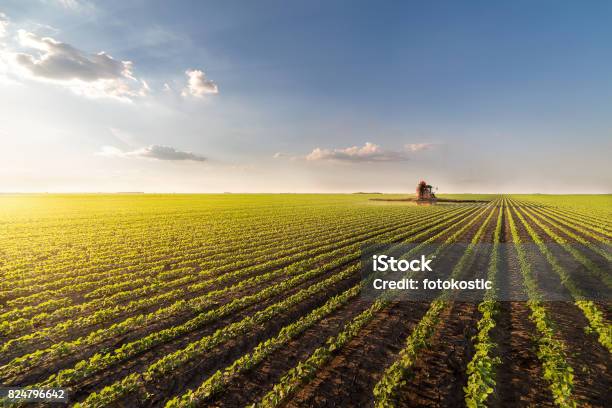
[529, 205, 611, 247]
[506, 203, 576, 407]
[2, 203, 411, 306]
[463, 199, 504, 407]
[1, 206, 387, 288]
[372, 202, 498, 407]
[1, 208, 405, 306]
[519, 207, 611, 288]
[526, 204, 611, 236]
[0, 207, 436, 338]
[74, 265, 362, 407]
[1, 205, 334, 280]
[508, 200, 611, 352]
[250, 202, 497, 407]
[63, 203, 491, 406]
[163, 282, 364, 407]
[18, 205, 481, 390]
[0, 206, 472, 357]
[527, 206, 611, 262]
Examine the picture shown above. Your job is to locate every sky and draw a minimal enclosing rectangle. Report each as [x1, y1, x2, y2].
[0, 0, 610, 193]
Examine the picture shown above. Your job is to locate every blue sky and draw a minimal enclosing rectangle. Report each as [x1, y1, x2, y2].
[0, 0, 610, 192]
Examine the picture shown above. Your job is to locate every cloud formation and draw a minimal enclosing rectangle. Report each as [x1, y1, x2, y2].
[8, 30, 148, 100]
[305, 142, 409, 162]
[99, 145, 206, 162]
[1, 13, 219, 103]
[274, 142, 441, 163]
[182, 69, 218, 97]
[15, 30, 129, 81]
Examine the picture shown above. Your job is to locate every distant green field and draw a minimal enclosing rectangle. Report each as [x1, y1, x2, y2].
[510, 194, 612, 214]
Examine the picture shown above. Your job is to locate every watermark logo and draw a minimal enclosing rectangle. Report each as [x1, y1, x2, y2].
[360, 243, 610, 302]
[372, 254, 433, 272]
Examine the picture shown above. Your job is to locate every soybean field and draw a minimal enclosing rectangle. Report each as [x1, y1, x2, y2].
[0, 193, 610, 407]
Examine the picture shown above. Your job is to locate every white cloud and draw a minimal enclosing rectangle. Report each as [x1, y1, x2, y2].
[305, 142, 409, 162]
[405, 143, 437, 152]
[98, 145, 206, 162]
[276, 142, 442, 163]
[15, 30, 132, 81]
[182, 69, 218, 97]
[1, 27, 148, 101]
[1, 13, 221, 102]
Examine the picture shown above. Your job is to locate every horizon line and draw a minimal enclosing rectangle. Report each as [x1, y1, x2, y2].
[0, 192, 610, 195]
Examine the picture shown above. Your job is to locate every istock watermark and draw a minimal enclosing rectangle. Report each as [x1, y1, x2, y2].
[360, 243, 611, 302]
[372, 254, 433, 272]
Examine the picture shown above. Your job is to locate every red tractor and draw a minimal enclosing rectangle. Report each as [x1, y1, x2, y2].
[416, 181, 436, 201]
